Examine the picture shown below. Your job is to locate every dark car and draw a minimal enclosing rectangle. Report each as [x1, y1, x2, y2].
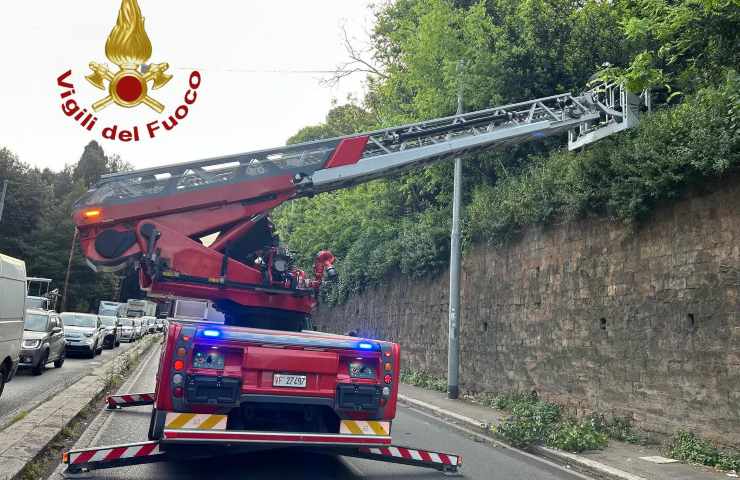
[19, 309, 66, 375]
[61, 312, 104, 358]
[99, 315, 121, 348]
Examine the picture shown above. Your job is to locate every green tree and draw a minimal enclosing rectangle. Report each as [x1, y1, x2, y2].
[600, 0, 740, 93]
[275, 0, 739, 305]
[73, 141, 131, 188]
[0, 141, 129, 312]
[0, 148, 53, 259]
[287, 101, 377, 145]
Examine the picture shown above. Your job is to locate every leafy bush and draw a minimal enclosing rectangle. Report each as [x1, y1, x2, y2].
[399, 369, 447, 393]
[474, 390, 611, 452]
[667, 431, 740, 471]
[495, 413, 543, 448]
[468, 73, 740, 243]
[587, 414, 643, 444]
[490, 391, 539, 410]
[494, 394, 563, 449]
[547, 421, 608, 452]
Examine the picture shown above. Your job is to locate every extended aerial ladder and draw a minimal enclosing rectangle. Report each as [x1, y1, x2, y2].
[73, 82, 646, 320]
[65, 81, 647, 476]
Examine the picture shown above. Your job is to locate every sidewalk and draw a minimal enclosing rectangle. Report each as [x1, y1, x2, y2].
[398, 383, 733, 480]
[0, 336, 160, 480]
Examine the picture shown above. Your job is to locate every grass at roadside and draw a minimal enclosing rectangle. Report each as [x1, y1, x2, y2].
[484, 391, 608, 453]
[102, 334, 160, 393]
[400, 369, 740, 471]
[667, 430, 740, 472]
[400, 370, 635, 453]
[5, 409, 29, 429]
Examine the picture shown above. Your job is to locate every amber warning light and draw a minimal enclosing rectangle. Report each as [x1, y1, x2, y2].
[83, 209, 102, 219]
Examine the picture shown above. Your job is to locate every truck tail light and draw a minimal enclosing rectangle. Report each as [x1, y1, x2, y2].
[173, 359, 184, 371]
[173, 386, 183, 398]
[380, 344, 394, 388]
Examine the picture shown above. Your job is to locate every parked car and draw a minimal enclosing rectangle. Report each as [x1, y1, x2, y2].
[60, 313, 104, 358]
[0, 254, 26, 398]
[143, 316, 157, 334]
[118, 318, 137, 342]
[132, 318, 144, 340]
[138, 317, 149, 336]
[99, 315, 121, 349]
[19, 309, 65, 375]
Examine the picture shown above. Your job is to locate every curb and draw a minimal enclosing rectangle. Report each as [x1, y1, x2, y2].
[398, 393, 647, 480]
[0, 335, 160, 480]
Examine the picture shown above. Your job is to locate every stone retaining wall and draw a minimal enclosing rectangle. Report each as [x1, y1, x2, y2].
[315, 178, 740, 446]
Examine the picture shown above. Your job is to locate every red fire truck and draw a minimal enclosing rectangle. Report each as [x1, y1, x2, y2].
[63, 82, 646, 474]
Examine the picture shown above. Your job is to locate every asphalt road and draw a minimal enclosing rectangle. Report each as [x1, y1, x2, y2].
[49, 346, 590, 480]
[0, 339, 135, 430]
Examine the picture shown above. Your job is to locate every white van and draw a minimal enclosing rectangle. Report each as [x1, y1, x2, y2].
[0, 254, 27, 398]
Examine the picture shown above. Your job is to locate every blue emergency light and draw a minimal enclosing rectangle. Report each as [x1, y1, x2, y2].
[357, 341, 374, 350]
[202, 329, 221, 338]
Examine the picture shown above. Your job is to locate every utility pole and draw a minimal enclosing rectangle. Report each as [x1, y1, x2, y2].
[0, 180, 8, 222]
[61, 227, 79, 312]
[447, 61, 464, 399]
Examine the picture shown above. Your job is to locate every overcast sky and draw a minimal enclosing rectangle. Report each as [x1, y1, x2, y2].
[0, 1, 374, 171]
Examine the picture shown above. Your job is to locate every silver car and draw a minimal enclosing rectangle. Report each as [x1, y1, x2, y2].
[118, 318, 137, 342]
[142, 316, 158, 334]
[132, 318, 144, 339]
[60, 313, 104, 358]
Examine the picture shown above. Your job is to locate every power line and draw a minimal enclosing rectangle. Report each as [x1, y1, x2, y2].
[174, 67, 344, 75]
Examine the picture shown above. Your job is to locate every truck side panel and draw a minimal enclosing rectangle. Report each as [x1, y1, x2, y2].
[0, 254, 27, 386]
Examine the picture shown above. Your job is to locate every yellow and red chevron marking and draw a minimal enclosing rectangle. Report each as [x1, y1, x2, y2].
[340, 420, 390, 436]
[67, 441, 162, 465]
[164, 412, 227, 430]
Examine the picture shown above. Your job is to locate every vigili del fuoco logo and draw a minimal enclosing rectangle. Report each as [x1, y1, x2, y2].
[56, 0, 201, 142]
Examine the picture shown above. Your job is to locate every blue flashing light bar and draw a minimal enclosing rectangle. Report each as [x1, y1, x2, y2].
[357, 341, 375, 350]
[202, 329, 221, 338]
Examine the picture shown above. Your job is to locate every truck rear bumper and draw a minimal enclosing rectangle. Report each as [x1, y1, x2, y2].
[64, 439, 461, 474]
[161, 429, 392, 447]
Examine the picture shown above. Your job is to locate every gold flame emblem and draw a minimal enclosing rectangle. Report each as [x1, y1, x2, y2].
[86, 0, 172, 112]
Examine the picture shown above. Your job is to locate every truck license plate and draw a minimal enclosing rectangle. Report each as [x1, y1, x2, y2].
[273, 374, 307, 388]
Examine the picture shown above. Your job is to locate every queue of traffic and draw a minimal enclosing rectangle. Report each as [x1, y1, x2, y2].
[0, 253, 164, 398]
